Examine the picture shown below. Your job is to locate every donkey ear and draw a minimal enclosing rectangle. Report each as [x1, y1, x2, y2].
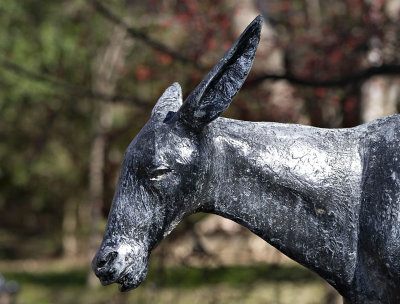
[171, 15, 262, 131]
[151, 82, 183, 121]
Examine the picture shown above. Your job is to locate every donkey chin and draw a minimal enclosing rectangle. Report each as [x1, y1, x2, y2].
[116, 261, 148, 292]
[92, 241, 149, 292]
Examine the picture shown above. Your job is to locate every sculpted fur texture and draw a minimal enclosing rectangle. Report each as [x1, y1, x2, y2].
[92, 16, 400, 304]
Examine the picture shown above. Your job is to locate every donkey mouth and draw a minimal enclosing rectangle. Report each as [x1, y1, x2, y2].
[117, 279, 141, 292]
[116, 264, 147, 292]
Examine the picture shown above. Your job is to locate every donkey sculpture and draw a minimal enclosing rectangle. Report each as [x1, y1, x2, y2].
[92, 16, 400, 303]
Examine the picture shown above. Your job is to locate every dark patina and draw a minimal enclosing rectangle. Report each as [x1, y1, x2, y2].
[92, 16, 400, 304]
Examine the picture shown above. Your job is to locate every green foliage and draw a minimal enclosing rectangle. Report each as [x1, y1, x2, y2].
[0, 0, 98, 257]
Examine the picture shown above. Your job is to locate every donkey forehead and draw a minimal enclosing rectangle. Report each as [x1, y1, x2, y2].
[127, 121, 197, 166]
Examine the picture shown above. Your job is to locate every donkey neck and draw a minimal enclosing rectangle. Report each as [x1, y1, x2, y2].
[203, 117, 364, 294]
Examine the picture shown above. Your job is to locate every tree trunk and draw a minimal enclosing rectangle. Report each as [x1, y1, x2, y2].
[62, 199, 78, 257]
[361, 76, 400, 123]
[87, 25, 133, 287]
[360, 0, 400, 123]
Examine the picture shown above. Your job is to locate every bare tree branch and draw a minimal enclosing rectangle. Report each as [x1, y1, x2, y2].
[91, 0, 207, 71]
[91, 2, 400, 89]
[246, 64, 400, 88]
[3, 54, 400, 105]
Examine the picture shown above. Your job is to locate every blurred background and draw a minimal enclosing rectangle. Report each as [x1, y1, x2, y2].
[1, 0, 400, 303]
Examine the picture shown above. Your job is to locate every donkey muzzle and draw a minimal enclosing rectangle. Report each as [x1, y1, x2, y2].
[92, 241, 149, 290]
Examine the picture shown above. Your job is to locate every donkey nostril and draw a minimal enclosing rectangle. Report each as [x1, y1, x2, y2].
[98, 251, 118, 269]
[97, 259, 107, 268]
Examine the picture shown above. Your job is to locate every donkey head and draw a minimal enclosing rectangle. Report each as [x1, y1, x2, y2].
[92, 16, 262, 291]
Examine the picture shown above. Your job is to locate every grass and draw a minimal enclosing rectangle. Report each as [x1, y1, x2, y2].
[1, 263, 337, 304]
[147, 264, 320, 287]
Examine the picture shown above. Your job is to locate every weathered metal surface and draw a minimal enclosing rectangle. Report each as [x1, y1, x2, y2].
[92, 16, 400, 304]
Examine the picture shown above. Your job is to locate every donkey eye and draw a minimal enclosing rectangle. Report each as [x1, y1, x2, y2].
[148, 167, 173, 181]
